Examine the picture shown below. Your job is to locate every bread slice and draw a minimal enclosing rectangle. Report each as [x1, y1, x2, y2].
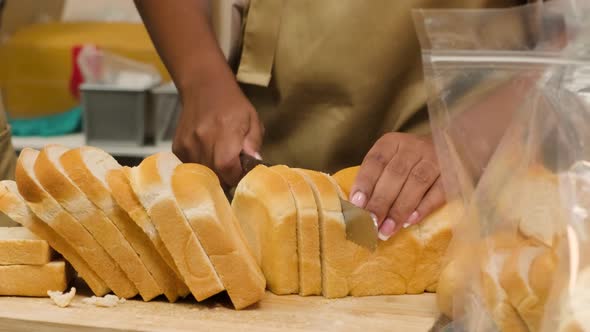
[558, 266, 590, 332]
[15, 148, 136, 298]
[332, 165, 462, 295]
[60, 146, 183, 302]
[295, 169, 351, 298]
[0, 261, 72, 297]
[127, 152, 223, 301]
[480, 250, 528, 332]
[500, 245, 557, 331]
[436, 254, 470, 319]
[497, 165, 563, 247]
[34, 145, 161, 301]
[0, 180, 109, 296]
[231, 164, 299, 294]
[407, 202, 461, 294]
[331, 166, 360, 199]
[106, 167, 189, 298]
[270, 165, 321, 296]
[0, 226, 52, 265]
[172, 163, 265, 309]
[299, 169, 426, 298]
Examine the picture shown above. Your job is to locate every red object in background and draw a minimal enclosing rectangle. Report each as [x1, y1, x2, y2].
[69, 45, 85, 100]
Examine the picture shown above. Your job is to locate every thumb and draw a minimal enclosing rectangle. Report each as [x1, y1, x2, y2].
[243, 114, 263, 160]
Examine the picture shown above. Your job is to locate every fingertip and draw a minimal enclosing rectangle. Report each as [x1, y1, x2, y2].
[378, 218, 396, 241]
[406, 211, 420, 226]
[350, 191, 367, 208]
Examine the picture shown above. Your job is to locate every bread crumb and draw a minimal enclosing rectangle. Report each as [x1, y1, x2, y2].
[48, 287, 76, 308]
[82, 294, 126, 308]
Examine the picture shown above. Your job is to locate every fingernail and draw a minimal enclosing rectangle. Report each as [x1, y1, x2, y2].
[403, 222, 411, 229]
[351, 191, 367, 208]
[254, 152, 262, 160]
[407, 211, 420, 225]
[370, 213, 378, 228]
[378, 218, 396, 241]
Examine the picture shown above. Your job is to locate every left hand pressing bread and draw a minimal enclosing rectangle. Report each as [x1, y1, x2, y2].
[349, 133, 446, 240]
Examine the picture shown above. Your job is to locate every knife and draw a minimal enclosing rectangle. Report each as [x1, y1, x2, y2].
[236, 152, 379, 252]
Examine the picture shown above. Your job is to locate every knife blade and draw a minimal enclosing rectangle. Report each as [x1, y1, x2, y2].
[236, 152, 379, 252]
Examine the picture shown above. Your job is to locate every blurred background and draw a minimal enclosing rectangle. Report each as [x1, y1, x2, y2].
[0, 0, 235, 166]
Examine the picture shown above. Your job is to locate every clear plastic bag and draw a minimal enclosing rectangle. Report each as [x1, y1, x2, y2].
[77, 44, 161, 89]
[414, 1, 590, 331]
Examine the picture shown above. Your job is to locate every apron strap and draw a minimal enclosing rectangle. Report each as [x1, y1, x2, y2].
[236, 0, 283, 87]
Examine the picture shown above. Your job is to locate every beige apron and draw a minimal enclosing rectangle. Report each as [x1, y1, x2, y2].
[0, 107, 17, 226]
[232, 0, 523, 173]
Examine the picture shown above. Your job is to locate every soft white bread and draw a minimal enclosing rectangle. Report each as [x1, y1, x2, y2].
[34, 144, 160, 301]
[127, 152, 223, 301]
[0, 261, 72, 297]
[300, 169, 423, 298]
[327, 167, 463, 297]
[558, 267, 590, 332]
[15, 148, 136, 298]
[231, 164, 299, 294]
[172, 163, 265, 309]
[60, 146, 183, 302]
[500, 245, 557, 332]
[271, 165, 321, 296]
[0, 180, 109, 296]
[480, 250, 528, 332]
[497, 165, 563, 247]
[106, 167, 189, 298]
[407, 202, 461, 294]
[0, 226, 52, 265]
[331, 166, 359, 199]
[294, 169, 350, 298]
[436, 255, 470, 318]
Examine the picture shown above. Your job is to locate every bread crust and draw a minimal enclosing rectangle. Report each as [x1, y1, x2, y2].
[129, 153, 224, 301]
[107, 167, 190, 298]
[173, 163, 265, 309]
[0, 180, 109, 296]
[232, 165, 299, 294]
[35, 145, 159, 301]
[16, 148, 137, 298]
[271, 165, 321, 296]
[61, 147, 183, 302]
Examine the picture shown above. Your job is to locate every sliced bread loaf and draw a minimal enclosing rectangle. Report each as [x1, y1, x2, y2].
[34, 145, 160, 301]
[60, 146, 184, 302]
[231, 164, 299, 294]
[0, 261, 72, 297]
[0, 180, 109, 296]
[106, 167, 189, 298]
[15, 148, 136, 298]
[127, 152, 223, 301]
[271, 165, 321, 296]
[0, 226, 52, 265]
[172, 163, 265, 309]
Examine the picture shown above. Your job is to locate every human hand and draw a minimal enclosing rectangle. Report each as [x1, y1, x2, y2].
[172, 84, 263, 187]
[349, 133, 445, 241]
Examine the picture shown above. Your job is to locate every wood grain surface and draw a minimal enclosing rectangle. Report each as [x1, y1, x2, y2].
[0, 283, 438, 332]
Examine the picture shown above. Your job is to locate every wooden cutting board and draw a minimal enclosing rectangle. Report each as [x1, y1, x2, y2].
[0, 287, 438, 331]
